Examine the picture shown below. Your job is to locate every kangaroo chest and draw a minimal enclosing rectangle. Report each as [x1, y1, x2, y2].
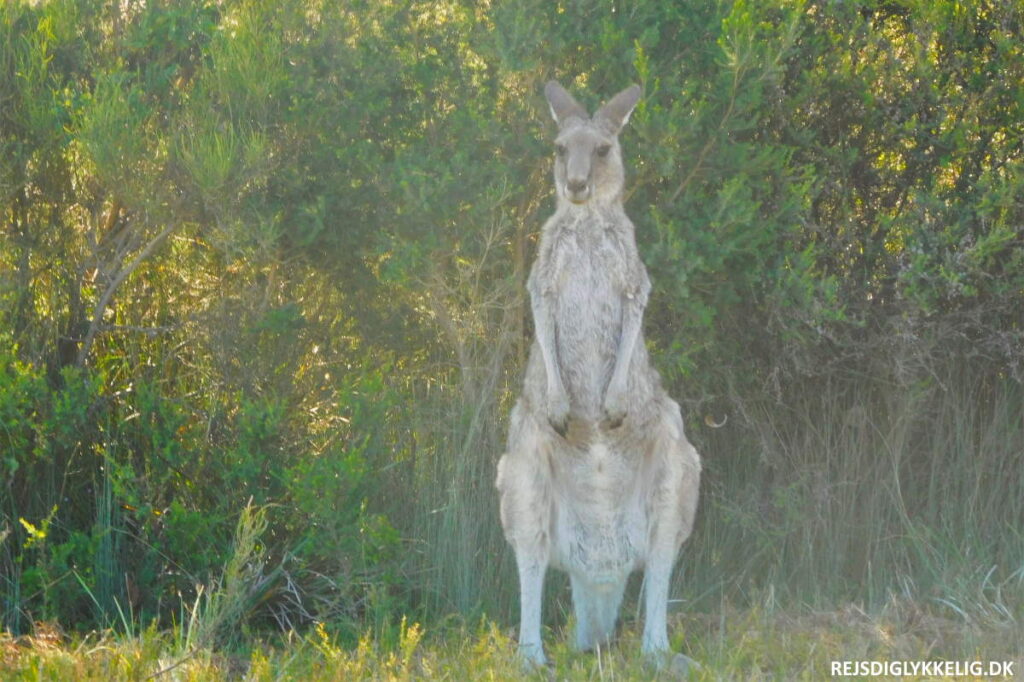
[541, 221, 635, 413]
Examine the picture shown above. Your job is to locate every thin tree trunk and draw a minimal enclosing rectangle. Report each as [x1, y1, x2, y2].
[76, 221, 177, 366]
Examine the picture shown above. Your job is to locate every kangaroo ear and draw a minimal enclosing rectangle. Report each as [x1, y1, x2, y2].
[544, 80, 588, 128]
[594, 84, 641, 134]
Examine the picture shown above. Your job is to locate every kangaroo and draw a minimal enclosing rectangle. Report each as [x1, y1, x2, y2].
[495, 81, 702, 669]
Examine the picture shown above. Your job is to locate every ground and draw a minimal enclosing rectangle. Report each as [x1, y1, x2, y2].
[2, 599, 1020, 681]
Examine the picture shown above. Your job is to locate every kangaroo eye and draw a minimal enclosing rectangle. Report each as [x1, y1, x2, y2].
[555, 144, 567, 157]
[596, 145, 611, 157]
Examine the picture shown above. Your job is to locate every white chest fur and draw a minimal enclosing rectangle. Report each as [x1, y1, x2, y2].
[535, 209, 640, 419]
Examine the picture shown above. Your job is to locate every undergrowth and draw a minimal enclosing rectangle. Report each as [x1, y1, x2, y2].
[5, 501, 1017, 680]
[1, 597, 1020, 681]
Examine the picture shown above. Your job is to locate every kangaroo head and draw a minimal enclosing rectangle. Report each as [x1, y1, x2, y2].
[544, 81, 641, 207]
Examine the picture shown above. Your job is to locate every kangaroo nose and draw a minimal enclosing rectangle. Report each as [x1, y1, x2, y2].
[567, 179, 588, 193]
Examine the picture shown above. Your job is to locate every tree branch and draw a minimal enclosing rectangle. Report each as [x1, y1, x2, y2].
[76, 221, 178, 366]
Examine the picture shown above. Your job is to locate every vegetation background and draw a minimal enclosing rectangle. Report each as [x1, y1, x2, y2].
[1, 0, 1022, 677]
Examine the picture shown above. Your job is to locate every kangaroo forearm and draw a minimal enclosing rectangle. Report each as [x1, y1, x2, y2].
[609, 271, 650, 392]
[609, 303, 643, 392]
[531, 293, 566, 397]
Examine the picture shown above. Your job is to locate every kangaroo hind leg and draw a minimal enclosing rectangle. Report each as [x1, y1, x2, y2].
[496, 405, 557, 666]
[641, 399, 701, 659]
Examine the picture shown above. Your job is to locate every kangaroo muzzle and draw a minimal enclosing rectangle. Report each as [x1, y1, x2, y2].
[566, 177, 590, 203]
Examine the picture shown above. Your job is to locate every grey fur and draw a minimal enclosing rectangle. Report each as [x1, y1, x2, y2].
[544, 80, 588, 127]
[496, 82, 702, 668]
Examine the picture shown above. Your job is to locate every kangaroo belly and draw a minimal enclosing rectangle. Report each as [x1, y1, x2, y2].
[550, 441, 647, 582]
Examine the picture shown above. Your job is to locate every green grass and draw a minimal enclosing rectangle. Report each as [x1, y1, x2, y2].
[2, 598, 1020, 681]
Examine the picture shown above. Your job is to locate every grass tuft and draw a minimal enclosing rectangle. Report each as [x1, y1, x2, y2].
[2, 599, 1020, 680]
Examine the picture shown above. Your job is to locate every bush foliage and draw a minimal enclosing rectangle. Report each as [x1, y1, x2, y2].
[1, 0, 1022, 636]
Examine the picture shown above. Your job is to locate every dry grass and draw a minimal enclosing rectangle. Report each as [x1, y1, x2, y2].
[1, 597, 1020, 681]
